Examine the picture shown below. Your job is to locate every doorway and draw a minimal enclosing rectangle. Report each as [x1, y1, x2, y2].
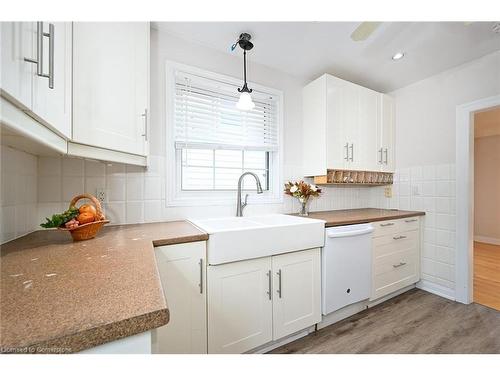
[472, 107, 500, 310]
[455, 95, 500, 305]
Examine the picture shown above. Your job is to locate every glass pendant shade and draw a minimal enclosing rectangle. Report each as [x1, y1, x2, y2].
[236, 91, 255, 111]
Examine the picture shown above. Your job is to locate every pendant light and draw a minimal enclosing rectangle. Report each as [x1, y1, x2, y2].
[232, 33, 255, 111]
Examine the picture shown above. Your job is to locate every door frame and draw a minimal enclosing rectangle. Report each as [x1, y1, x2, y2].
[455, 94, 500, 304]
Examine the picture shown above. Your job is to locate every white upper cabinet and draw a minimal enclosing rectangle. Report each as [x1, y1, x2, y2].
[72, 22, 149, 156]
[302, 73, 394, 175]
[1, 22, 72, 138]
[32, 22, 72, 138]
[378, 94, 395, 172]
[1, 22, 34, 109]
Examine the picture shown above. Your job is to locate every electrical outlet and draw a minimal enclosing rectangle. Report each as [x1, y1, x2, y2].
[384, 186, 392, 198]
[96, 188, 106, 204]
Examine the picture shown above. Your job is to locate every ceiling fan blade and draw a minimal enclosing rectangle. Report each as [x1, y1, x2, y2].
[350, 22, 381, 41]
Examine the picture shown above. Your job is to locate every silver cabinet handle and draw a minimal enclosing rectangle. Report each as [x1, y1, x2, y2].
[405, 218, 418, 223]
[384, 148, 388, 164]
[380, 222, 395, 227]
[392, 261, 407, 268]
[42, 23, 55, 89]
[24, 21, 44, 76]
[393, 235, 407, 240]
[378, 148, 383, 164]
[198, 258, 203, 294]
[276, 269, 282, 298]
[141, 109, 148, 140]
[344, 143, 349, 161]
[349, 143, 354, 162]
[266, 270, 272, 300]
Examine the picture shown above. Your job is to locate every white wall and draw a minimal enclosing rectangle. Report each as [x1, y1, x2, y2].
[0, 145, 38, 243]
[391, 50, 500, 168]
[389, 50, 500, 299]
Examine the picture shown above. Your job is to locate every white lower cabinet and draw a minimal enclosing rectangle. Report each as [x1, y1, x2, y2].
[152, 241, 207, 354]
[208, 248, 321, 354]
[370, 218, 421, 300]
[207, 257, 273, 354]
[272, 249, 321, 340]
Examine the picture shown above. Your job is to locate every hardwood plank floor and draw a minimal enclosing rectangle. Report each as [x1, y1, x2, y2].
[269, 289, 500, 354]
[474, 241, 500, 310]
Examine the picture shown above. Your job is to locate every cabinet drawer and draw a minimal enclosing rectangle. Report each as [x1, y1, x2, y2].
[373, 230, 419, 258]
[372, 216, 421, 238]
[371, 220, 399, 237]
[398, 217, 420, 232]
[372, 248, 419, 301]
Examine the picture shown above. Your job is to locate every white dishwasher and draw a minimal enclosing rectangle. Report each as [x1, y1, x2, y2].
[322, 223, 374, 315]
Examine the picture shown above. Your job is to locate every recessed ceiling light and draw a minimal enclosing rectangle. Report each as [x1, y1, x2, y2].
[392, 52, 405, 61]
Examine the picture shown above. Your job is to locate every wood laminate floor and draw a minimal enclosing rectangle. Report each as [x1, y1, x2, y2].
[474, 241, 500, 310]
[269, 289, 500, 354]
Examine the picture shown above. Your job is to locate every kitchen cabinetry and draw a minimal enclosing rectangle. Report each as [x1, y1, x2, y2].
[72, 22, 149, 157]
[272, 248, 321, 340]
[1, 22, 72, 138]
[153, 241, 207, 354]
[377, 95, 395, 172]
[302, 73, 394, 176]
[207, 248, 321, 354]
[370, 217, 420, 300]
[208, 256, 273, 354]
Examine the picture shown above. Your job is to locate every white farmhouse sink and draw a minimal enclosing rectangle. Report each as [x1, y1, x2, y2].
[189, 214, 326, 265]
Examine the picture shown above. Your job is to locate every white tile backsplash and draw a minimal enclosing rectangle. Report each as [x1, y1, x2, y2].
[1, 146, 38, 243]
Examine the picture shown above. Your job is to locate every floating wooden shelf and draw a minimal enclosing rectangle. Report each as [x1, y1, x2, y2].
[313, 169, 393, 186]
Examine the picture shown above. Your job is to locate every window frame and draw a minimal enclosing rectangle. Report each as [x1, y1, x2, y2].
[165, 61, 284, 207]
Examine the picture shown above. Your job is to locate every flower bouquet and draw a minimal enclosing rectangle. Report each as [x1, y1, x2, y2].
[284, 180, 322, 216]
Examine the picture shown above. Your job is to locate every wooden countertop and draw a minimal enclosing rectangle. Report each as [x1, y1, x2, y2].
[0, 221, 208, 354]
[302, 208, 425, 227]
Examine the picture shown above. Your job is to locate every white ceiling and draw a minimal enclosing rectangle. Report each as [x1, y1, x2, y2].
[153, 22, 500, 92]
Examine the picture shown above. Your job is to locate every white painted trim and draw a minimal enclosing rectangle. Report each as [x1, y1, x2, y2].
[67, 142, 147, 167]
[0, 96, 67, 154]
[416, 279, 455, 301]
[247, 327, 314, 354]
[455, 95, 500, 304]
[164, 61, 284, 207]
[474, 235, 500, 246]
[79, 331, 151, 354]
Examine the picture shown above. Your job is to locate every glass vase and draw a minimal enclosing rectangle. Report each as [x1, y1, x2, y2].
[298, 197, 309, 216]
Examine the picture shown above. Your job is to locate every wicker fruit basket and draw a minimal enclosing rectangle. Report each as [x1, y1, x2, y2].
[58, 194, 110, 241]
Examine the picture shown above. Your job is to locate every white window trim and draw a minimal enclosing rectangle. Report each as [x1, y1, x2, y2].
[165, 61, 284, 207]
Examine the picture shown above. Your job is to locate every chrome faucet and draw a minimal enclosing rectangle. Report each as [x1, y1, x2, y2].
[236, 172, 263, 217]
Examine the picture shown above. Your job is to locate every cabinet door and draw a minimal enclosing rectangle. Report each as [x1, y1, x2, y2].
[326, 75, 351, 170]
[272, 248, 321, 340]
[0, 22, 34, 109]
[380, 94, 395, 172]
[73, 22, 149, 156]
[32, 22, 72, 138]
[357, 88, 380, 172]
[152, 242, 207, 354]
[208, 257, 272, 353]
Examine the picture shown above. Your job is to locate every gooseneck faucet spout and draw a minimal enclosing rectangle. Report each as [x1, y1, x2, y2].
[236, 172, 263, 217]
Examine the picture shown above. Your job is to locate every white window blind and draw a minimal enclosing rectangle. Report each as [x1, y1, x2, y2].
[174, 71, 279, 151]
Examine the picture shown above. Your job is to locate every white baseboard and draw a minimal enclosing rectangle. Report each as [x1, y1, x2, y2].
[248, 327, 314, 354]
[416, 279, 455, 301]
[474, 235, 500, 246]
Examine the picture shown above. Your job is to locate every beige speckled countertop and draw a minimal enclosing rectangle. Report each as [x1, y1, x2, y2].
[0, 221, 208, 354]
[301, 208, 425, 227]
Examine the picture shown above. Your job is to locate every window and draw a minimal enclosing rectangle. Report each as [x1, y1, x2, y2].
[166, 62, 282, 206]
